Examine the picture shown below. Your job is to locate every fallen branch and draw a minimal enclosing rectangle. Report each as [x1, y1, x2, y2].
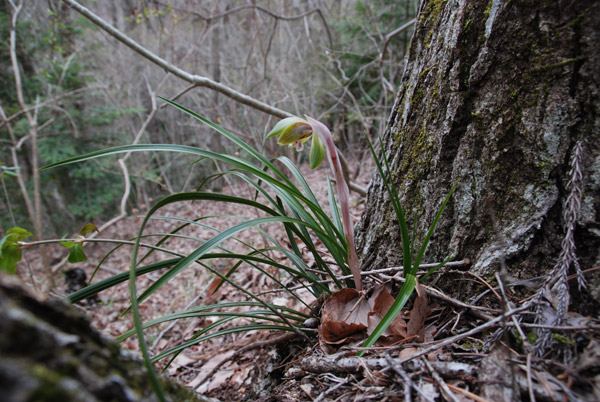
[332, 304, 532, 365]
[297, 355, 476, 377]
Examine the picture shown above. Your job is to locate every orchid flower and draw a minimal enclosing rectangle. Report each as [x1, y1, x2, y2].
[266, 116, 326, 168]
[267, 116, 362, 291]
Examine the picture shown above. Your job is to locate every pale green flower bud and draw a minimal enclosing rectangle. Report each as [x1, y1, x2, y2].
[266, 116, 326, 169]
[309, 133, 325, 169]
[266, 117, 312, 145]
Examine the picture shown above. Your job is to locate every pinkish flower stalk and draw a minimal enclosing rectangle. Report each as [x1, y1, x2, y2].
[267, 116, 362, 291]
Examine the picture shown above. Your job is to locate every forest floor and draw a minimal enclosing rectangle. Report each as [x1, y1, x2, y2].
[22, 155, 600, 401]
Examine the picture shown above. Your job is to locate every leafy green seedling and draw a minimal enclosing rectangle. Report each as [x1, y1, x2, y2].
[0, 227, 32, 274]
[59, 223, 98, 263]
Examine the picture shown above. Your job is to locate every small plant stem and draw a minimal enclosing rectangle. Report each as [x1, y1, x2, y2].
[306, 116, 362, 290]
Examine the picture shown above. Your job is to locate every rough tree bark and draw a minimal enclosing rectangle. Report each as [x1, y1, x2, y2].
[356, 0, 599, 311]
[0, 277, 206, 402]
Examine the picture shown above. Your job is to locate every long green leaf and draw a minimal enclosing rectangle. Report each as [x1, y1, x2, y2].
[420, 255, 454, 281]
[359, 274, 417, 356]
[411, 182, 457, 275]
[129, 193, 334, 309]
[41, 143, 341, 249]
[117, 308, 304, 342]
[365, 135, 412, 274]
[361, 133, 456, 350]
[67, 258, 181, 303]
[154, 100, 350, 251]
[152, 324, 293, 363]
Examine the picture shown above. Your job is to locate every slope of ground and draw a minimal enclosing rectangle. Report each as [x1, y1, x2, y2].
[13, 155, 600, 401]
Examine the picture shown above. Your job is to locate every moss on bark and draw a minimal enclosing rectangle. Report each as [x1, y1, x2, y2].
[0, 278, 206, 402]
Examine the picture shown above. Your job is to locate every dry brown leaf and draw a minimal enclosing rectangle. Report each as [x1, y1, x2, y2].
[157, 338, 168, 351]
[167, 352, 197, 375]
[205, 277, 224, 305]
[188, 349, 236, 390]
[399, 347, 418, 359]
[319, 283, 429, 347]
[196, 367, 235, 393]
[366, 285, 408, 345]
[319, 288, 370, 342]
[406, 282, 429, 342]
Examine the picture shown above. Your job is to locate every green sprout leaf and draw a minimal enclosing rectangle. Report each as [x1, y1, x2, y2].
[0, 227, 33, 274]
[0, 249, 22, 274]
[60, 240, 76, 248]
[551, 333, 575, 345]
[68, 244, 88, 263]
[0, 163, 20, 178]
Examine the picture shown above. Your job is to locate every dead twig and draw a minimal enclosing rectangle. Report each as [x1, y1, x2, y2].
[445, 383, 490, 402]
[198, 332, 297, 386]
[496, 272, 529, 351]
[314, 377, 348, 402]
[385, 354, 434, 402]
[299, 355, 476, 378]
[526, 353, 536, 402]
[382, 304, 532, 365]
[422, 357, 460, 402]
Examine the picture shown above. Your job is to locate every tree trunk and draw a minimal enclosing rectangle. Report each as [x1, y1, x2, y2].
[356, 1, 599, 310]
[0, 277, 206, 402]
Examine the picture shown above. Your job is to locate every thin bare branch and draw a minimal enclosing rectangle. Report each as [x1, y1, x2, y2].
[0, 105, 35, 225]
[62, 0, 292, 119]
[379, 19, 416, 64]
[0, 85, 106, 129]
[150, 1, 334, 49]
[362, 304, 532, 363]
[422, 357, 461, 402]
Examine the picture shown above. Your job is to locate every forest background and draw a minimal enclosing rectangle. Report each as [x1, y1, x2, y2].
[2, 1, 599, 400]
[0, 0, 412, 241]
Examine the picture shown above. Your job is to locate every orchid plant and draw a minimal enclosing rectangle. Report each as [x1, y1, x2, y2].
[266, 116, 456, 357]
[20, 101, 452, 399]
[266, 116, 362, 291]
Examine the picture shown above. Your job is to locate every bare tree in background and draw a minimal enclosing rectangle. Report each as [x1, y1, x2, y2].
[1, 0, 418, 239]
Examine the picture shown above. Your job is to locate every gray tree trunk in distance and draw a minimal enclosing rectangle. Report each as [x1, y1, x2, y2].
[356, 0, 599, 310]
[0, 277, 207, 402]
